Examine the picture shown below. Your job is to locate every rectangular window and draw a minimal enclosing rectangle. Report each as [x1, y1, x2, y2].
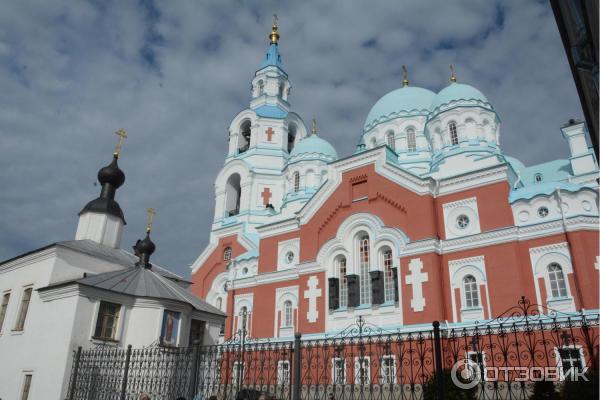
[380, 355, 396, 384]
[277, 360, 290, 385]
[0, 292, 10, 332]
[467, 351, 486, 381]
[160, 310, 181, 346]
[358, 236, 371, 304]
[407, 131, 417, 152]
[93, 301, 121, 340]
[354, 357, 371, 385]
[232, 362, 245, 384]
[21, 374, 32, 400]
[382, 250, 395, 303]
[332, 358, 346, 384]
[557, 348, 583, 379]
[14, 287, 32, 331]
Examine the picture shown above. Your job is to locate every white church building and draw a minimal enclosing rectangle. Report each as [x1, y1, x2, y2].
[0, 145, 226, 400]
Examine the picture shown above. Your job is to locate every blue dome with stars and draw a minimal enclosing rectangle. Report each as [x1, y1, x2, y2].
[364, 86, 436, 131]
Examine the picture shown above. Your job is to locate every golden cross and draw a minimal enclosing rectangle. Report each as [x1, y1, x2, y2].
[402, 65, 409, 87]
[146, 207, 156, 233]
[273, 13, 278, 28]
[311, 118, 317, 135]
[114, 129, 127, 157]
[449, 64, 457, 83]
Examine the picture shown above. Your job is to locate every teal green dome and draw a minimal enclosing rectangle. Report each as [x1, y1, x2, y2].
[430, 83, 490, 112]
[364, 86, 436, 131]
[289, 134, 338, 161]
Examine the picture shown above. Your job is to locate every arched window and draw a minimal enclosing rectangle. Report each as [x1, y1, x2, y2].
[240, 306, 248, 331]
[225, 174, 241, 216]
[287, 123, 297, 153]
[223, 247, 232, 261]
[282, 300, 293, 327]
[258, 80, 264, 96]
[382, 248, 395, 302]
[449, 122, 458, 145]
[279, 83, 285, 98]
[238, 120, 251, 153]
[463, 275, 479, 308]
[407, 129, 417, 152]
[386, 131, 395, 150]
[337, 256, 348, 308]
[293, 172, 300, 192]
[547, 263, 568, 298]
[216, 297, 223, 311]
[371, 137, 377, 148]
[358, 234, 371, 304]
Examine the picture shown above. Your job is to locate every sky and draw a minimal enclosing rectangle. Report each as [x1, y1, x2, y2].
[0, 0, 586, 279]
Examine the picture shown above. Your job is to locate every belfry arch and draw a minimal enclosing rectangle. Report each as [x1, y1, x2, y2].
[225, 173, 241, 216]
[238, 120, 252, 153]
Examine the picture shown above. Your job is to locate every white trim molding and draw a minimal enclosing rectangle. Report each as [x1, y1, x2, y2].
[448, 255, 490, 322]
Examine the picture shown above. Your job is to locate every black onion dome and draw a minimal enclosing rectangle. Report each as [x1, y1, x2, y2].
[97, 155, 125, 188]
[136, 233, 156, 255]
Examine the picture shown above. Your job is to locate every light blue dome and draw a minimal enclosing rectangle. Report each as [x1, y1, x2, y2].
[430, 83, 490, 112]
[364, 86, 436, 131]
[289, 134, 338, 160]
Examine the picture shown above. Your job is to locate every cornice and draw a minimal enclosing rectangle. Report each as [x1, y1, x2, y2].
[529, 242, 569, 255]
[0, 247, 57, 274]
[448, 255, 485, 269]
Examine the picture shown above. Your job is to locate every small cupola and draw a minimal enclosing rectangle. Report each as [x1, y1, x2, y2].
[75, 129, 128, 248]
[134, 208, 157, 269]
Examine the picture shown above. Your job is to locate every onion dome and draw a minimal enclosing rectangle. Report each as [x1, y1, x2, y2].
[430, 82, 492, 115]
[364, 86, 436, 131]
[288, 121, 338, 164]
[134, 233, 156, 269]
[79, 154, 126, 223]
[97, 155, 125, 189]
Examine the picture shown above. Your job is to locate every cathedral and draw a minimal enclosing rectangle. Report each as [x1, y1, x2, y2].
[191, 21, 599, 341]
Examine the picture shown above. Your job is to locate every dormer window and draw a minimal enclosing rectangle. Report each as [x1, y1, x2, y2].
[293, 172, 300, 192]
[449, 122, 458, 145]
[386, 131, 395, 150]
[534, 173, 543, 183]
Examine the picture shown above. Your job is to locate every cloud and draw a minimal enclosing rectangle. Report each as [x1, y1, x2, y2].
[0, 0, 585, 279]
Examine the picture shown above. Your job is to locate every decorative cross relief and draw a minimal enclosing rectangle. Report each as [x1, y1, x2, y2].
[261, 187, 272, 206]
[265, 127, 275, 141]
[303, 275, 322, 323]
[405, 258, 428, 312]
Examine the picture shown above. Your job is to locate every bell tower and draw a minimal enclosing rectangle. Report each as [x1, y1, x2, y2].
[214, 17, 309, 231]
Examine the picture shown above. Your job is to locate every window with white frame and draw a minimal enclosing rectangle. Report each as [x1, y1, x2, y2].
[386, 131, 395, 150]
[21, 373, 33, 400]
[380, 355, 396, 384]
[354, 357, 371, 385]
[0, 292, 10, 333]
[277, 360, 290, 385]
[407, 129, 417, 152]
[463, 275, 479, 308]
[449, 122, 458, 145]
[293, 172, 300, 192]
[14, 287, 32, 331]
[547, 263, 568, 298]
[258, 80, 264, 96]
[382, 248, 395, 303]
[467, 351, 487, 381]
[215, 297, 223, 311]
[282, 300, 293, 328]
[358, 234, 371, 304]
[232, 361, 245, 383]
[93, 301, 121, 340]
[556, 347, 584, 379]
[239, 306, 249, 331]
[332, 358, 346, 384]
[337, 256, 348, 308]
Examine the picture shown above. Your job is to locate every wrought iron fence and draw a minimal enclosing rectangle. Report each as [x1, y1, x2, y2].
[67, 297, 599, 400]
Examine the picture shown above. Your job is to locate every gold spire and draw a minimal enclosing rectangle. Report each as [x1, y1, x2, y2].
[114, 129, 127, 158]
[146, 207, 156, 233]
[269, 14, 280, 44]
[311, 118, 317, 135]
[402, 65, 409, 87]
[449, 64, 457, 83]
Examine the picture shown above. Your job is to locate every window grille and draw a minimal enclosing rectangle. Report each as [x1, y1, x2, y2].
[293, 172, 300, 192]
[386, 132, 395, 150]
[223, 247, 232, 261]
[283, 300, 293, 327]
[337, 257, 348, 308]
[407, 129, 417, 152]
[449, 122, 458, 145]
[93, 301, 121, 340]
[557, 348, 583, 377]
[332, 358, 346, 384]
